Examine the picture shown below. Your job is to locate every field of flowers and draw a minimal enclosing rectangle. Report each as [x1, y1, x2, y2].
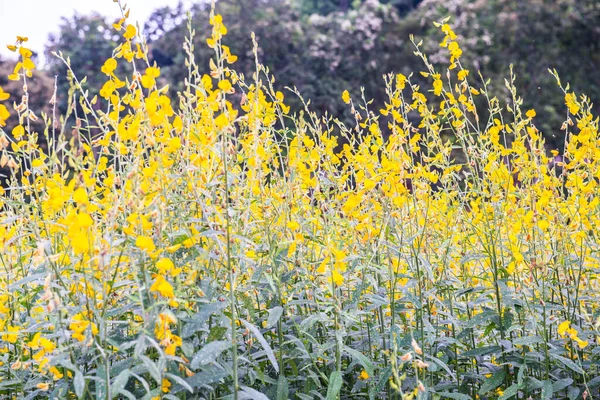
[0, 1, 599, 399]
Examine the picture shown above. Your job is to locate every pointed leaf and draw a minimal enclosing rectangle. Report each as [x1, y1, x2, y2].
[74, 372, 85, 399]
[190, 340, 230, 370]
[267, 306, 284, 329]
[326, 371, 343, 400]
[241, 319, 279, 374]
[343, 345, 374, 377]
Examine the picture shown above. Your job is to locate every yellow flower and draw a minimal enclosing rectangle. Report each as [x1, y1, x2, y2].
[123, 24, 137, 40]
[2, 326, 19, 343]
[342, 90, 351, 104]
[525, 109, 536, 118]
[161, 378, 171, 393]
[0, 104, 10, 126]
[49, 366, 64, 380]
[0, 86, 9, 101]
[359, 370, 369, 380]
[433, 78, 443, 96]
[36, 383, 50, 391]
[150, 275, 175, 298]
[101, 58, 117, 75]
[331, 269, 344, 286]
[136, 235, 156, 253]
[565, 92, 580, 114]
[146, 66, 160, 78]
[12, 124, 24, 139]
[557, 321, 571, 336]
[218, 79, 233, 92]
[156, 258, 174, 274]
[70, 232, 90, 255]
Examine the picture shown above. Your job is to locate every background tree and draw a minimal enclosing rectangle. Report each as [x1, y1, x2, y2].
[39, 0, 600, 152]
[44, 13, 127, 114]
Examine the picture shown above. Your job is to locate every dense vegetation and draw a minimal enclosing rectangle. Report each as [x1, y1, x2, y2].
[1, 0, 600, 399]
[1, 0, 598, 150]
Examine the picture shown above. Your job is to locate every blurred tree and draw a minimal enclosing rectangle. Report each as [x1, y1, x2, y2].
[44, 13, 127, 114]
[40, 0, 600, 152]
[416, 0, 600, 150]
[0, 55, 55, 190]
[0, 55, 55, 142]
[147, 0, 421, 128]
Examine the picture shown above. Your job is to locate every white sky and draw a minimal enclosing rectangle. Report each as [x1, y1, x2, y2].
[0, 0, 194, 61]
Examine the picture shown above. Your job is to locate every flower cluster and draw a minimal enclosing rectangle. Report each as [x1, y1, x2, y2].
[0, 4, 598, 400]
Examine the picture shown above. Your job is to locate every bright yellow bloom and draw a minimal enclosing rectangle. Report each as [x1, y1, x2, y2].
[123, 24, 137, 40]
[342, 90, 350, 104]
[101, 58, 117, 75]
[136, 235, 156, 253]
[2, 326, 19, 343]
[161, 378, 171, 393]
[0, 86, 9, 101]
[150, 275, 175, 298]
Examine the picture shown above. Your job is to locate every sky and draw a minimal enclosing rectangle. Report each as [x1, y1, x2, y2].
[0, 0, 194, 62]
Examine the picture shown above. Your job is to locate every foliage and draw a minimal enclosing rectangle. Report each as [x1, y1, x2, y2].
[45, 13, 132, 114]
[39, 0, 600, 151]
[142, 0, 600, 151]
[415, 0, 600, 150]
[1, 2, 600, 400]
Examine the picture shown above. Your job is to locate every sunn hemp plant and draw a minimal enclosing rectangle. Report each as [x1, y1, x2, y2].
[0, 1, 599, 399]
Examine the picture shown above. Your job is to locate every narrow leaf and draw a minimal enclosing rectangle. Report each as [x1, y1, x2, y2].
[541, 380, 553, 400]
[190, 340, 230, 370]
[267, 306, 284, 329]
[74, 372, 85, 399]
[111, 369, 130, 399]
[241, 319, 279, 374]
[479, 370, 506, 395]
[326, 371, 343, 400]
[343, 345, 374, 377]
[239, 386, 270, 400]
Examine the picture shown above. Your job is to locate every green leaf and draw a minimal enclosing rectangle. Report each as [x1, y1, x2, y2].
[373, 366, 392, 395]
[343, 345, 374, 377]
[499, 383, 522, 400]
[552, 378, 573, 392]
[190, 340, 230, 370]
[551, 354, 584, 374]
[435, 392, 472, 400]
[461, 345, 502, 357]
[541, 380, 553, 400]
[165, 373, 194, 394]
[111, 369, 130, 399]
[139, 355, 161, 383]
[276, 375, 289, 400]
[74, 372, 85, 399]
[426, 355, 456, 380]
[326, 371, 343, 400]
[0, 380, 19, 390]
[479, 369, 505, 395]
[512, 336, 543, 346]
[267, 306, 284, 329]
[206, 326, 227, 342]
[241, 319, 279, 374]
[239, 386, 270, 400]
[567, 386, 580, 400]
[183, 369, 229, 391]
[181, 302, 228, 338]
[589, 376, 600, 388]
[517, 363, 527, 385]
[96, 364, 108, 399]
[464, 310, 497, 329]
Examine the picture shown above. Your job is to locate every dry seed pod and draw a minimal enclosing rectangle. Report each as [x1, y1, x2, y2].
[411, 338, 423, 355]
